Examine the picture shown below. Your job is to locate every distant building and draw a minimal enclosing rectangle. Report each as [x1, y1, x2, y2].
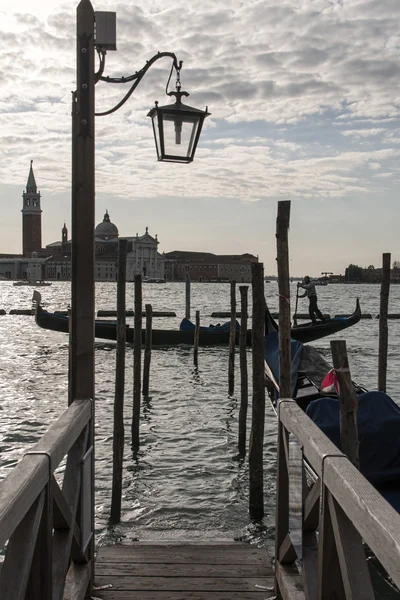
[1, 163, 165, 281]
[22, 161, 42, 256]
[164, 251, 258, 283]
[45, 213, 165, 281]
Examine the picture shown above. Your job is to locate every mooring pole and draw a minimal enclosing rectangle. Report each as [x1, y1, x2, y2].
[249, 262, 265, 519]
[378, 253, 391, 392]
[331, 340, 359, 469]
[228, 280, 236, 395]
[276, 201, 291, 399]
[194, 310, 200, 366]
[132, 274, 142, 451]
[110, 239, 127, 524]
[238, 285, 249, 456]
[142, 304, 153, 396]
[71, 0, 95, 591]
[185, 273, 191, 320]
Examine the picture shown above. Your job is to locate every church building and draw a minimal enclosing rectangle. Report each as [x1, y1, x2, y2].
[45, 211, 165, 281]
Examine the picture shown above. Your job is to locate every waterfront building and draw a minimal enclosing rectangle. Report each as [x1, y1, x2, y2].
[164, 251, 258, 283]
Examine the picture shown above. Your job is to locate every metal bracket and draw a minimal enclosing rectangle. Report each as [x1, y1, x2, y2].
[320, 453, 347, 513]
[24, 450, 52, 512]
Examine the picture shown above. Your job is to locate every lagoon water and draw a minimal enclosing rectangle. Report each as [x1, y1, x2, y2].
[1, 281, 400, 562]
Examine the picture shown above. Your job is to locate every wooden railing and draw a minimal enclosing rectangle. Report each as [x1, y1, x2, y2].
[275, 399, 400, 599]
[0, 398, 93, 600]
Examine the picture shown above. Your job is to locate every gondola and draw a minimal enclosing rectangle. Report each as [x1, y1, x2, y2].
[32, 291, 361, 347]
[264, 330, 400, 512]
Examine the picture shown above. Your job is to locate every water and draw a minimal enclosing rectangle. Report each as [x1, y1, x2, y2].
[0, 281, 400, 588]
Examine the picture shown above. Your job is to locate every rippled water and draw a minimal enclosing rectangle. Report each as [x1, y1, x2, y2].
[1, 281, 400, 557]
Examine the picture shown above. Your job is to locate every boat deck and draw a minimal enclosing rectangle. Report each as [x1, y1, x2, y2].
[94, 541, 274, 599]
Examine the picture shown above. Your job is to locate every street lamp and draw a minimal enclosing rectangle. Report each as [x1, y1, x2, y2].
[95, 28, 210, 163]
[147, 71, 210, 163]
[70, 4, 210, 591]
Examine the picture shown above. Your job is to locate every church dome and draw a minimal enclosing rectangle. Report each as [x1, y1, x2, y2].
[95, 210, 119, 239]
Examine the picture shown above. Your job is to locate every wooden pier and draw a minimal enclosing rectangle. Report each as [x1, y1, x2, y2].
[94, 541, 274, 599]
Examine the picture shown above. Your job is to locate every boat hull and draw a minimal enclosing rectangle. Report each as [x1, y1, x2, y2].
[35, 299, 361, 347]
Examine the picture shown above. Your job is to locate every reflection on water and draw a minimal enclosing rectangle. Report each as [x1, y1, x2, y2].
[1, 282, 400, 569]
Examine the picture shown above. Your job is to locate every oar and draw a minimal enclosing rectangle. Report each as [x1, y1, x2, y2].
[293, 284, 299, 326]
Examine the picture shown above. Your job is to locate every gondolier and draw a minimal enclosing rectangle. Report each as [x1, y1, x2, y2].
[298, 276, 325, 324]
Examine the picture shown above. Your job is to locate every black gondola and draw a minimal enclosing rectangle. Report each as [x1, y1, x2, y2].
[264, 331, 400, 513]
[32, 291, 361, 347]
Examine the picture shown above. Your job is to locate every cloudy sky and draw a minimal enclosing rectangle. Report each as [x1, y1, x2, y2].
[1, 0, 399, 276]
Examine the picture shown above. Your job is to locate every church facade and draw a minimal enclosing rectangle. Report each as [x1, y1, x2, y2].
[45, 210, 165, 281]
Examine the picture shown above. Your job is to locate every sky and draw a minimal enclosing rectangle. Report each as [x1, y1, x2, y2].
[1, 0, 400, 276]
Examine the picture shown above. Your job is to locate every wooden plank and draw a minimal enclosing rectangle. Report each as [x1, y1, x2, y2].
[302, 531, 318, 600]
[327, 491, 374, 599]
[279, 402, 344, 476]
[324, 456, 400, 589]
[275, 562, 305, 600]
[0, 490, 45, 600]
[0, 455, 48, 548]
[52, 476, 84, 561]
[29, 398, 92, 470]
[94, 575, 270, 592]
[89, 592, 274, 599]
[303, 479, 320, 531]
[63, 561, 91, 600]
[317, 485, 346, 600]
[53, 427, 89, 600]
[96, 545, 270, 565]
[27, 483, 52, 600]
[278, 533, 296, 564]
[95, 563, 271, 577]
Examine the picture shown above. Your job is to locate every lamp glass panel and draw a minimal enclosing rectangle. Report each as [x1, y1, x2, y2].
[151, 113, 161, 158]
[162, 115, 200, 158]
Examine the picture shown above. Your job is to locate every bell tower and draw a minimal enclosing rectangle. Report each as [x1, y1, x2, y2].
[22, 160, 42, 256]
[62, 223, 68, 251]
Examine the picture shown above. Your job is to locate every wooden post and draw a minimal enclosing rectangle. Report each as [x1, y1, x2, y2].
[194, 310, 200, 366]
[71, 0, 95, 592]
[185, 273, 191, 320]
[330, 340, 359, 469]
[110, 239, 127, 524]
[249, 262, 265, 519]
[378, 253, 391, 392]
[228, 280, 236, 396]
[238, 286, 248, 456]
[276, 201, 291, 399]
[142, 304, 152, 396]
[132, 274, 142, 451]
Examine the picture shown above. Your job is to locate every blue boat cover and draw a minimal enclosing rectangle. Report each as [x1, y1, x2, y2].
[306, 392, 400, 488]
[264, 331, 303, 398]
[179, 318, 240, 332]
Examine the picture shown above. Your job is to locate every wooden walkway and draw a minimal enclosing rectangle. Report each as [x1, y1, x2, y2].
[94, 541, 275, 599]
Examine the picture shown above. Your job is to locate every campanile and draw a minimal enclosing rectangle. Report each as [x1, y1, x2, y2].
[22, 160, 42, 255]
